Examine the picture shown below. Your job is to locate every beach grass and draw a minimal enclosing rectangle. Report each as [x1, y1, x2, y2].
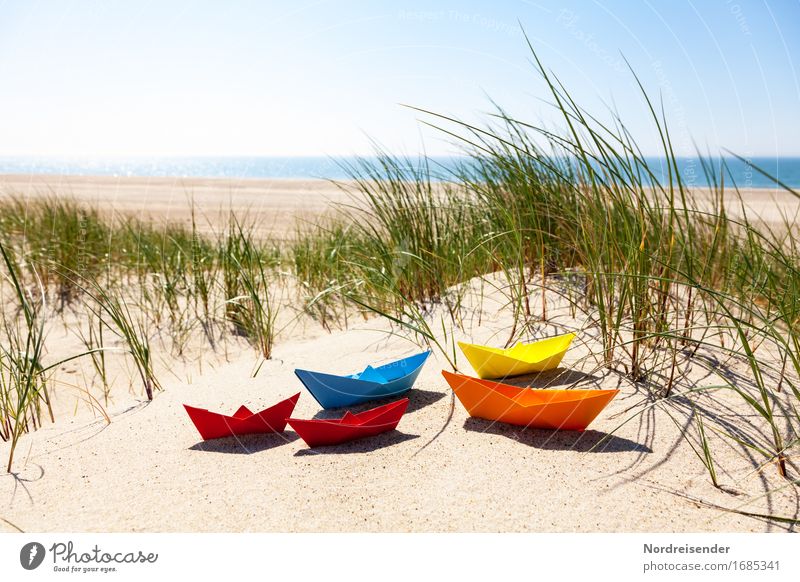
[0, 240, 52, 471]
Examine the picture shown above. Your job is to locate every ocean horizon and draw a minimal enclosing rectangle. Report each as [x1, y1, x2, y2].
[1, 155, 798, 189]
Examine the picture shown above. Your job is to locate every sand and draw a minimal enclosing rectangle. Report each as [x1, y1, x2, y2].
[0, 174, 352, 237]
[1, 174, 797, 235]
[0, 174, 798, 533]
[2, 287, 797, 533]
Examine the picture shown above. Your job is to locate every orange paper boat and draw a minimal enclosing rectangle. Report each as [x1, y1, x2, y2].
[442, 370, 617, 431]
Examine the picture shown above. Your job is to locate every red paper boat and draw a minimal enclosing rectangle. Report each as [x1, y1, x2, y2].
[288, 398, 409, 447]
[184, 393, 300, 441]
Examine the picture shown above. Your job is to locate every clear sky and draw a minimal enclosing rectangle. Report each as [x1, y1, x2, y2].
[0, 0, 797, 157]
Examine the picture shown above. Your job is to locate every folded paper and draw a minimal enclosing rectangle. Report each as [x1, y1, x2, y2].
[288, 398, 409, 447]
[458, 333, 575, 379]
[184, 393, 300, 440]
[294, 351, 430, 409]
[442, 370, 617, 431]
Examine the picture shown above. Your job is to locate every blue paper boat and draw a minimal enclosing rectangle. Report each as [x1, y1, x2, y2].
[294, 351, 431, 409]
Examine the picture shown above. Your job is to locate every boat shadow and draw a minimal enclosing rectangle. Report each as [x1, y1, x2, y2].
[189, 432, 299, 454]
[463, 418, 652, 453]
[294, 431, 419, 456]
[311, 389, 445, 420]
[493, 368, 605, 389]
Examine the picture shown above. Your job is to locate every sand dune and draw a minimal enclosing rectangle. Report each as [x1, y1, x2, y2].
[1, 274, 796, 533]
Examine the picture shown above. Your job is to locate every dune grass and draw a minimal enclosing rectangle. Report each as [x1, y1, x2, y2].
[0, 240, 51, 471]
[221, 214, 281, 359]
[0, 201, 287, 469]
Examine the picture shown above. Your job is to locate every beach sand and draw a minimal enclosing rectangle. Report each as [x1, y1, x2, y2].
[1, 174, 797, 235]
[2, 283, 796, 533]
[0, 175, 798, 533]
[0, 174, 352, 238]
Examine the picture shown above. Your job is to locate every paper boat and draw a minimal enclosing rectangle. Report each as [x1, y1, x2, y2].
[458, 333, 575, 379]
[184, 393, 300, 440]
[294, 351, 430, 409]
[442, 370, 617, 431]
[288, 398, 409, 447]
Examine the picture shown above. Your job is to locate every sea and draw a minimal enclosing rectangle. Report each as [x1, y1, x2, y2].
[0, 155, 798, 188]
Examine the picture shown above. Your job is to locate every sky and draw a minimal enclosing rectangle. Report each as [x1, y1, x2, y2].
[0, 0, 797, 157]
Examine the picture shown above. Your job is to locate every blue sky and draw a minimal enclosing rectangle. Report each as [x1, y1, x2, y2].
[0, 0, 797, 157]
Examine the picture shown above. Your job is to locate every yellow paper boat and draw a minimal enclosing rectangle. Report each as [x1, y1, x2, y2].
[458, 333, 575, 379]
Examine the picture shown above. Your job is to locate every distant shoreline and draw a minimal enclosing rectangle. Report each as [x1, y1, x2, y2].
[0, 172, 795, 189]
[0, 153, 799, 188]
[0, 171, 794, 189]
[1, 173, 796, 238]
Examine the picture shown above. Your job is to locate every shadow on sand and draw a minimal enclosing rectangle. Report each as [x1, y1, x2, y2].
[294, 431, 419, 456]
[311, 388, 445, 420]
[463, 418, 651, 453]
[496, 367, 604, 389]
[189, 432, 299, 454]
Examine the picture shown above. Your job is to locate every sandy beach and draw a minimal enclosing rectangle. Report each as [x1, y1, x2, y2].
[1, 174, 797, 234]
[0, 175, 798, 533]
[0, 174, 352, 238]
